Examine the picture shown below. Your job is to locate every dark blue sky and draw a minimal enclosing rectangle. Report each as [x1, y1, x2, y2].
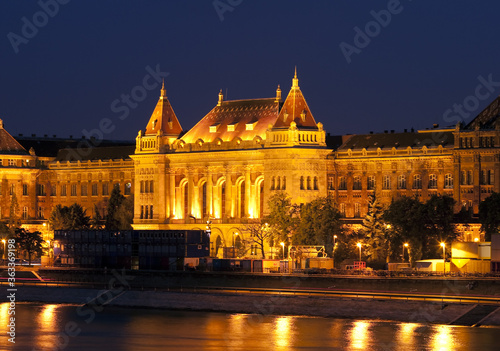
[1, 0, 500, 141]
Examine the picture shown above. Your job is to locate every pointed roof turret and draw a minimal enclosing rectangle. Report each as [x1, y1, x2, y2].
[144, 82, 182, 136]
[273, 68, 318, 129]
[0, 119, 28, 155]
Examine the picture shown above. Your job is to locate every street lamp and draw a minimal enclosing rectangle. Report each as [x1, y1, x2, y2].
[233, 232, 239, 258]
[440, 242, 446, 275]
[356, 242, 362, 268]
[280, 242, 285, 260]
[403, 243, 409, 263]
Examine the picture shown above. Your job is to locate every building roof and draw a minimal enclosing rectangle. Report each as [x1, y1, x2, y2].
[273, 68, 318, 129]
[55, 145, 136, 162]
[144, 82, 183, 136]
[181, 97, 280, 144]
[465, 95, 500, 130]
[338, 130, 455, 150]
[0, 119, 28, 155]
[16, 135, 134, 158]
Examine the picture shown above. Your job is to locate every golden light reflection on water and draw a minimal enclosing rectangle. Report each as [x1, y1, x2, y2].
[430, 325, 457, 351]
[226, 313, 248, 349]
[348, 320, 372, 350]
[397, 322, 420, 346]
[0, 302, 9, 333]
[35, 304, 59, 348]
[274, 316, 294, 350]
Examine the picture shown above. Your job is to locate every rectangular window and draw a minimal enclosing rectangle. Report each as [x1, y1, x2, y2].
[338, 177, 347, 190]
[444, 173, 453, 189]
[339, 203, 345, 217]
[92, 183, 98, 196]
[61, 184, 67, 196]
[149, 180, 154, 193]
[354, 203, 361, 218]
[8, 159, 16, 166]
[367, 176, 375, 190]
[71, 184, 77, 196]
[50, 185, 56, 196]
[10, 184, 15, 196]
[490, 170, 495, 185]
[37, 206, 44, 219]
[328, 176, 334, 190]
[353, 176, 362, 190]
[103, 183, 109, 196]
[23, 184, 28, 196]
[81, 184, 88, 196]
[467, 170, 473, 185]
[382, 175, 391, 190]
[22, 206, 28, 220]
[37, 184, 46, 196]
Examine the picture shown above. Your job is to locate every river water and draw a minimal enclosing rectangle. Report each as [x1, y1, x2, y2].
[1, 302, 498, 351]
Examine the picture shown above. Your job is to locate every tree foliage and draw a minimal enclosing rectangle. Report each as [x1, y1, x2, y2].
[264, 192, 299, 245]
[479, 192, 500, 241]
[105, 184, 133, 230]
[361, 194, 393, 263]
[15, 228, 44, 265]
[295, 195, 343, 255]
[49, 203, 90, 230]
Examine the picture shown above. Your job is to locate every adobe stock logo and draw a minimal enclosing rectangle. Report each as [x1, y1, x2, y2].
[7, 0, 71, 54]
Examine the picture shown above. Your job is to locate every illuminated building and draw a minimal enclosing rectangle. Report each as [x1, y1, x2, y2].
[0, 71, 499, 258]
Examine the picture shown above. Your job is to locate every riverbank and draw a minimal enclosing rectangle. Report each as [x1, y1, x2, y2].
[13, 286, 500, 326]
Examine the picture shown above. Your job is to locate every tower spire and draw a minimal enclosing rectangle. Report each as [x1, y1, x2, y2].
[292, 66, 299, 89]
[160, 79, 166, 98]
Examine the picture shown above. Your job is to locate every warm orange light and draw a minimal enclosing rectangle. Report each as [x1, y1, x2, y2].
[474, 238, 479, 242]
[404, 243, 409, 248]
[440, 242, 445, 248]
[356, 242, 361, 248]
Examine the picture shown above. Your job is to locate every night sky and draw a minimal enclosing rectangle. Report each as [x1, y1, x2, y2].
[1, 0, 500, 141]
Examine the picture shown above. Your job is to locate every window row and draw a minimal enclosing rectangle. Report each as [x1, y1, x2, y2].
[335, 174, 453, 191]
[140, 180, 154, 193]
[2, 182, 132, 197]
[300, 176, 318, 190]
[270, 176, 286, 190]
[140, 205, 154, 219]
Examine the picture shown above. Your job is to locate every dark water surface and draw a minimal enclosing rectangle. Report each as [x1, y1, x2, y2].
[1, 302, 498, 350]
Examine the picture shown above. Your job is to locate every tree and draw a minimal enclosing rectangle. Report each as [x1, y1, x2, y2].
[295, 195, 343, 256]
[361, 194, 393, 264]
[479, 192, 500, 241]
[15, 228, 44, 265]
[424, 195, 457, 258]
[89, 205, 104, 230]
[8, 192, 21, 232]
[240, 221, 273, 258]
[264, 192, 299, 247]
[114, 194, 134, 230]
[105, 184, 125, 230]
[49, 203, 90, 230]
[383, 196, 425, 262]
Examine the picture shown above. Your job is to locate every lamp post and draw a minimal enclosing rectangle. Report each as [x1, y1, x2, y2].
[233, 232, 239, 258]
[357, 242, 362, 269]
[280, 242, 285, 260]
[440, 242, 446, 275]
[403, 243, 409, 263]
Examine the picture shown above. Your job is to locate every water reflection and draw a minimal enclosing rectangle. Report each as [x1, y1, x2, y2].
[274, 316, 294, 350]
[348, 320, 372, 350]
[430, 325, 457, 351]
[397, 322, 420, 347]
[35, 304, 59, 349]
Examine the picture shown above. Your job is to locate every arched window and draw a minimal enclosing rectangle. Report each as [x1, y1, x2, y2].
[353, 176, 361, 190]
[221, 182, 226, 218]
[271, 177, 275, 190]
[183, 182, 189, 218]
[339, 203, 346, 217]
[413, 174, 422, 189]
[339, 176, 347, 190]
[240, 181, 245, 218]
[307, 176, 311, 190]
[276, 177, 281, 190]
[428, 174, 437, 189]
[259, 182, 264, 218]
[202, 182, 207, 217]
[313, 177, 318, 190]
[397, 175, 406, 189]
[282, 176, 286, 190]
[300, 176, 304, 190]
